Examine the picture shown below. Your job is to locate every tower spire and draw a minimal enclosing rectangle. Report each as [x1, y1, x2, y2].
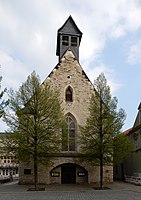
[56, 16, 82, 61]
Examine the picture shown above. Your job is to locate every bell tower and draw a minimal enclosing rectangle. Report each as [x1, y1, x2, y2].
[56, 16, 82, 62]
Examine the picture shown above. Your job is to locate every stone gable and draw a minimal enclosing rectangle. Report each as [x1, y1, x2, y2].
[44, 49, 94, 127]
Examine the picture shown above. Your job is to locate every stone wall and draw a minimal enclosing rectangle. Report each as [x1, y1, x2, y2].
[44, 50, 94, 127]
[19, 49, 113, 185]
[19, 158, 113, 185]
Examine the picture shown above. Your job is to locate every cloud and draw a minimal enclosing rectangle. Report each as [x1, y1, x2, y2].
[84, 63, 122, 95]
[0, 0, 141, 131]
[0, 51, 30, 90]
[109, 0, 141, 38]
[0, 0, 140, 89]
[0, 0, 141, 71]
[126, 39, 141, 65]
[76, 0, 141, 67]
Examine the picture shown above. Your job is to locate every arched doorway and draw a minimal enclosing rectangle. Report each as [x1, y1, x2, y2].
[50, 163, 88, 184]
[61, 163, 76, 184]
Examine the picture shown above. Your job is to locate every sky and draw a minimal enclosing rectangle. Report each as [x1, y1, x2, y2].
[0, 0, 141, 132]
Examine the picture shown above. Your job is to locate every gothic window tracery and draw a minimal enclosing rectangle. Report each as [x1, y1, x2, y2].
[62, 114, 76, 151]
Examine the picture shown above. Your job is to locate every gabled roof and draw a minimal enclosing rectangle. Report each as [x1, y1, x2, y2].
[43, 49, 94, 88]
[132, 102, 141, 128]
[125, 102, 141, 135]
[56, 15, 82, 56]
[58, 15, 82, 35]
[138, 102, 141, 110]
[122, 128, 132, 135]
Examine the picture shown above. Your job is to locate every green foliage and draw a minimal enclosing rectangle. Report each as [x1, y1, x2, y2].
[3, 71, 66, 164]
[113, 133, 133, 165]
[79, 73, 126, 188]
[2, 71, 66, 189]
[80, 73, 126, 164]
[0, 76, 9, 118]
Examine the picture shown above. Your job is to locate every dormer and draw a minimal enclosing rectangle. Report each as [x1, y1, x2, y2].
[56, 16, 82, 62]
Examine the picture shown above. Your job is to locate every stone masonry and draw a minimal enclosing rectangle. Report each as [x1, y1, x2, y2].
[19, 16, 113, 185]
[19, 49, 113, 185]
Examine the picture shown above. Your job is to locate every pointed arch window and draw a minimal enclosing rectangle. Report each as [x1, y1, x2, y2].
[66, 86, 73, 102]
[62, 114, 76, 151]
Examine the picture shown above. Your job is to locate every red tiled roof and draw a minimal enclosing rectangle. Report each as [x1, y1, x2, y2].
[122, 128, 132, 135]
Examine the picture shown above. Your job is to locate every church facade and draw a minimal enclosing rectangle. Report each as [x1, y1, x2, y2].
[19, 16, 113, 185]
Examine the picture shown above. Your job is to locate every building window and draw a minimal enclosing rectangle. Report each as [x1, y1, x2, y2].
[62, 35, 77, 47]
[62, 114, 76, 151]
[71, 36, 77, 47]
[24, 168, 31, 175]
[62, 35, 69, 46]
[66, 86, 73, 102]
[6, 170, 8, 176]
[16, 169, 18, 175]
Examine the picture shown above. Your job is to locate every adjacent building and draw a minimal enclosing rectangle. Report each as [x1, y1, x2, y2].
[0, 133, 19, 179]
[125, 103, 141, 176]
[114, 103, 141, 181]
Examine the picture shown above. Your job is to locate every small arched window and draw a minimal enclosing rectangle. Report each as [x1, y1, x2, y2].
[65, 86, 73, 102]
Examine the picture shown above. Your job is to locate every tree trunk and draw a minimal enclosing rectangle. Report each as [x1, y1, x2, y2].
[100, 155, 103, 189]
[34, 156, 38, 190]
[34, 112, 38, 190]
[99, 95, 103, 189]
[34, 133, 38, 190]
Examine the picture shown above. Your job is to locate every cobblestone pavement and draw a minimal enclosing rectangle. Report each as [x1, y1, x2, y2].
[0, 181, 141, 200]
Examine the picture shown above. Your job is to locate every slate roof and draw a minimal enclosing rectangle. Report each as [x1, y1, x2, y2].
[56, 15, 82, 56]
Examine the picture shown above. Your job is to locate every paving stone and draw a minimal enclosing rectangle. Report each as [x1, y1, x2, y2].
[0, 181, 141, 200]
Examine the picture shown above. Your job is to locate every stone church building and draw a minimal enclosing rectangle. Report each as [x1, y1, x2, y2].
[19, 16, 113, 185]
